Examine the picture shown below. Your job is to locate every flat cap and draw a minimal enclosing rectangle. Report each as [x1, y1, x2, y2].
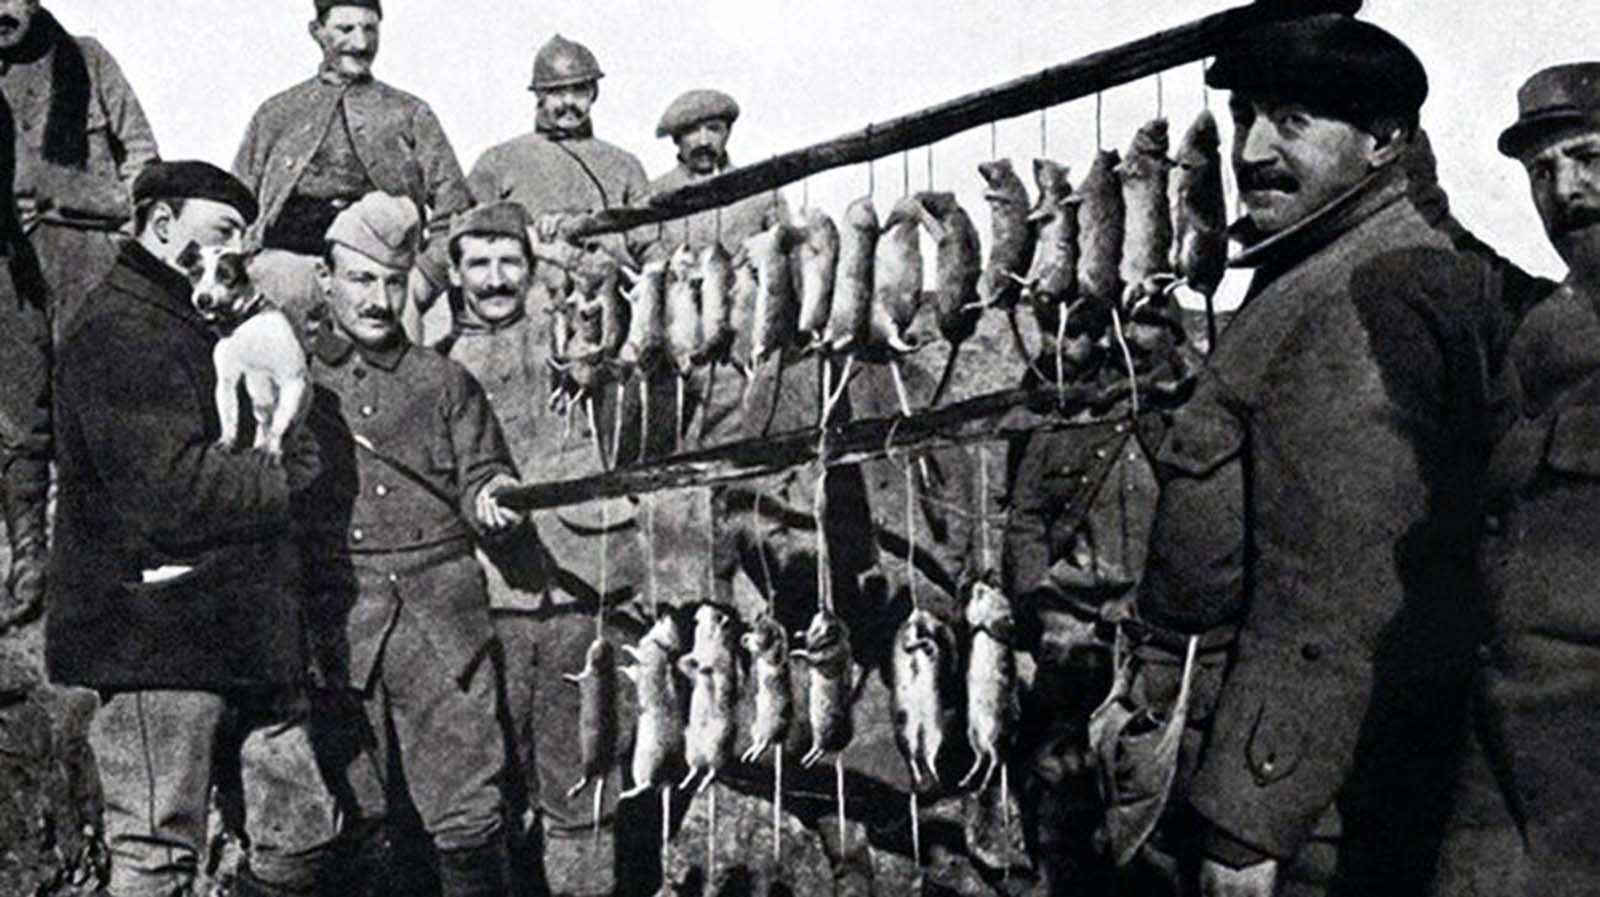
[449, 201, 531, 247]
[1206, 15, 1428, 129]
[326, 192, 419, 269]
[1499, 63, 1600, 158]
[132, 161, 258, 225]
[314, 0, 382, 17]
[656, 89, 741, 139]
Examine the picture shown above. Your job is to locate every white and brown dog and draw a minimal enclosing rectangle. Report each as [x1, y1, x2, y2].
[178, 242, 308, 455]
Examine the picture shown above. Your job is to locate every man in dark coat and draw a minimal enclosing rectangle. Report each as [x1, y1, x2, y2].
[1124, 17, 1520, 897]
[295, 192, 523, 897]
[47, 161, 328, 897]
[1432, 62, 1600, 897]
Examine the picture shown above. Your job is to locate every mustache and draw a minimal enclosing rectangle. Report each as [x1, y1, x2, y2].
[357, 307, 395, 322]
[476, 284, 521, 300]
[0, 15, 19, 29]
[1553, 203, 1600, 236]
[687, 146, 720, 162]
[1237, 165, 1300, 194]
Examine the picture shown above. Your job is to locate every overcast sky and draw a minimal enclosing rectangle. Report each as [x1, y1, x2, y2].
[50, 0, 1600, 284]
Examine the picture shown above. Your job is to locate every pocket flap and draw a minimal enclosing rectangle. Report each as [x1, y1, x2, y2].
[1546, 406, 1600, 477]
[1244, 702, 1305, 786]
[1156, 405, 1244, 477]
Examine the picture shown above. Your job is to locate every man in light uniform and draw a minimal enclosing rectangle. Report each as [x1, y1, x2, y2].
[233, 0, 471, 339]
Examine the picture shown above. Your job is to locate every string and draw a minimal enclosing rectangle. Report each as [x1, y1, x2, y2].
[715, 206, 723, 242]
[902, 150, 910, 196]
[1108, 306, 1141, 419]
[990, 121, 998, 159]
[1157, 71, 1165, 118]
[926, 144, 934, 190]
[597, 502, 609, 638]
[1201, 59, 1210, 111]
[868, 158, 876, 200]
[978, 444, 992, 573]
[1039, 107, 1048, 156]
[1095, 92, 1104, 152]
[802, 175, 810, 209]
[905, 462, 918, 612]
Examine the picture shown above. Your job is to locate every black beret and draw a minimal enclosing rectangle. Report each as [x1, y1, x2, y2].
[1206, 14, 1428, 129]
[132, 161, 259, 225]
[314, 0, 382, 17]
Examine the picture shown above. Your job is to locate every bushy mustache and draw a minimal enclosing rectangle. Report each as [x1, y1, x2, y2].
[1237, 164, 1300, 194]
[1553, 203, 1600, 236]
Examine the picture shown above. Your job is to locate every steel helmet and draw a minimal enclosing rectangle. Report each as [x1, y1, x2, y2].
[530, 34, 604, 91]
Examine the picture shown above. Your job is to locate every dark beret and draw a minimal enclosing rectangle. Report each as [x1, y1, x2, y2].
[314, 0, 381, 17]
[1206, 14, 1428, 129]
[132, 161, 259, 225]
[657, 89, 741, 139]
[1499, 63, 1600, 158]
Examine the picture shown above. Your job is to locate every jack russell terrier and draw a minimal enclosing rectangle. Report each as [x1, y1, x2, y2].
[177, 242, 309, 456]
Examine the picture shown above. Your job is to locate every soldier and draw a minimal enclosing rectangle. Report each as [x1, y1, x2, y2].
[0, 0, 158, 630]
[1119, 16, 1518, 897]
[442, 200, 648, 897]
[1433, 63, 1600, 896]
[233, 0, 471, 339]
[46, 161, 329, 897]
[467, 33, 651, 266]
[642, 88, 787, 255]
[294, 192, 523, 897]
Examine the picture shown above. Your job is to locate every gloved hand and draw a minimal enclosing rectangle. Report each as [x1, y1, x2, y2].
[278, 422, 323, 493]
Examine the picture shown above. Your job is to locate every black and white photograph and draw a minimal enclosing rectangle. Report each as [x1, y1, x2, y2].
[0, 1, 1595, 895]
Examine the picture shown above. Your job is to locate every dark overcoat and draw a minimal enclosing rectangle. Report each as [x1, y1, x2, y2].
[46, 242, 304, 691]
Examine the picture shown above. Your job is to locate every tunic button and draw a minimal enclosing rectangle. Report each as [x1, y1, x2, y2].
[353, 367, 367, 380]
[375, 484, 389, 497]
[1301, 642, 1323, 661]
[351, 528, 365, 543]
[1095, 449, 1109, 459]
[1476, 642, 1495, 664]
[485, 392, 495, 402]
[360, 404, 375, 417]
[1260, 755, 1276, 776]
[1483, 514, 1504, 535]
[387, 573, 399, 584]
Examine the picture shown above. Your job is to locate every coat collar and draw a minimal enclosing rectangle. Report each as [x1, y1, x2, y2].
[1228, 162, 1409, 273]
[308, 317, 409, 371]
[105, 242, 211, 333]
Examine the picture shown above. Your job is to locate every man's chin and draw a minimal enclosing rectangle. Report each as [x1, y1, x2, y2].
[344, 321, 398, 348]
[1240, 194, 1303, 235]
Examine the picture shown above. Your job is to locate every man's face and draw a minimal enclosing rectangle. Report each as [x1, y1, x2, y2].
[675, 119, 732, 176]
[1228, 93, 1379, 235]
[151, 199, 247, 269]
[450, 235, 532, 325]
[537, 83, 597, 133]
[310, 6, 380, 80]
[323, 244, 407, 348]
[1520, 127, 1600, 264]
[0, 0, 39, 51]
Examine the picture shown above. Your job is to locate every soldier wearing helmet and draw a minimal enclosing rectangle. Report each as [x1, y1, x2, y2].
[463, 32, 652, 897]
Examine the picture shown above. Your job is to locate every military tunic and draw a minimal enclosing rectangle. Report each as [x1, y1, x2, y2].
[1433, 284, 1600, 896]
[297, 323, 514, 852]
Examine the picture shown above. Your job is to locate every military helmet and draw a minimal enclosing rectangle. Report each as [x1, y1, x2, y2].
[530, 34, 604, 91]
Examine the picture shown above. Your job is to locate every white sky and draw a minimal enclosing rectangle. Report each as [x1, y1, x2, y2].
[52, 0, 1600, 283]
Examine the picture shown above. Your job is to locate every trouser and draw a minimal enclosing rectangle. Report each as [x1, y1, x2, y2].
[341, 606, 508, 853]
[88, 689, 340, 897]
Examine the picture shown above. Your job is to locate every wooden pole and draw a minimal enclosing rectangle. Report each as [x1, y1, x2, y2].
[496, 376, 1179, 512]
[562, 0, 1360, 239]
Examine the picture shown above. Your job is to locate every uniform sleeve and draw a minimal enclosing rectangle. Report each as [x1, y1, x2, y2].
[620, 155, 655, 262]
[1187, 265, 1460, 859]
[411, 102, 473, 291]
[58, 326, 293, 552]
[232, 108, 267, 197]
[444, 366, 517, 529]
[89, 41, 158, 192]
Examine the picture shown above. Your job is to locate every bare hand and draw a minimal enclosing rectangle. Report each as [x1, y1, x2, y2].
[475, 473, 525, 532]
[15, 195, 49, 234]
[532, 212, 576, 244]
[1199, 858, 1278, 897]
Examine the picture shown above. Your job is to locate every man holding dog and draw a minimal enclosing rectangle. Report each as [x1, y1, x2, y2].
[46, 160, 330, 897]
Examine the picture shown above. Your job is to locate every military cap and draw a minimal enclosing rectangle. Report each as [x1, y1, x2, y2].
[656, 89, 741, 139]
[1206, 14, 1428, 130]
[449, 201, 531, 247]
[132, 161, 259, 225]
[314, 0, 382, 17]
[1499, 63, 1600, 158]
[326, 192, 419, 269]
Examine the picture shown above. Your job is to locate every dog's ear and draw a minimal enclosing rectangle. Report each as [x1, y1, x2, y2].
[175, 241, 203, 277]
